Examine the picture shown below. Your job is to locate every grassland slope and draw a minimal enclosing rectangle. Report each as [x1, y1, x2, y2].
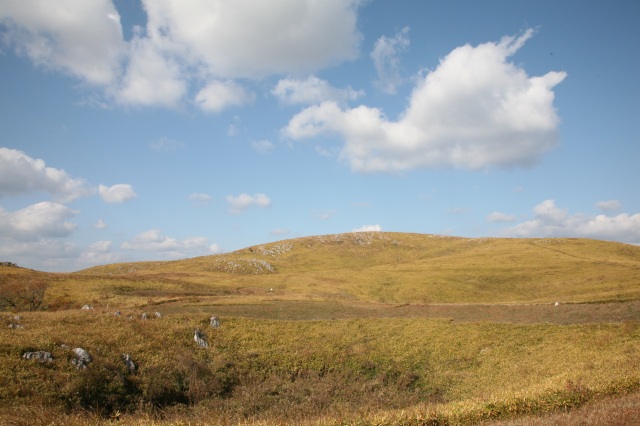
[73, 232, 640, 306]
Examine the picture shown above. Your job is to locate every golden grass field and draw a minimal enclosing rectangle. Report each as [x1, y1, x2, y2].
[1, 232, 639, 425]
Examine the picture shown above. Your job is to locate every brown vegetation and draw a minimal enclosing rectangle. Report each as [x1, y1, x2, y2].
[1, 232, 640, 425]
[0, 274, 48, 311]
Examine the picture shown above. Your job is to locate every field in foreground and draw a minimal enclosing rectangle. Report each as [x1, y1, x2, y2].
[1, 232, 640, 425]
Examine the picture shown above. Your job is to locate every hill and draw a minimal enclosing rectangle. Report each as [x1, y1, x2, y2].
[2, 232, 640, 425]
[72, 232, 640, 308]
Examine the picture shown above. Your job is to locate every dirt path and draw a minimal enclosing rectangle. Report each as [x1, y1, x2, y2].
[165, 299, 640, 324]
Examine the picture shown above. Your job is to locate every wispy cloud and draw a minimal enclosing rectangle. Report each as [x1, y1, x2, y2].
[188, 193, 212, 206]
[251, 140, 275, 153]
[352, 224, 382, 232]
[371, 26, 410, 94]
[487, 212, 516, 223]
[596, 200, 621, 212]
[150, 137, 184, 152]
[121, 229, 220, 258]
[195, 80, 255, 113]
[226, 193, 271, 214]
[313, 210, 335, 221]
[93, 219, 108, 230]
[272, 75, 363, 105]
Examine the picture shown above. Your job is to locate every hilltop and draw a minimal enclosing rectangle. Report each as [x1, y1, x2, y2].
[72, 232, 640, 307]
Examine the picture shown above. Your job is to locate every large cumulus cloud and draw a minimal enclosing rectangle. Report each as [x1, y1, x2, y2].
[284, 30, 567, 172]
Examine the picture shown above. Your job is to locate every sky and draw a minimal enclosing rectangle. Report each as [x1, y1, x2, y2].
[1, 0, 639, 272]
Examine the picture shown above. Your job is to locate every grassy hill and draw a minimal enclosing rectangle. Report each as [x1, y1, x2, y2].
[72, 232, 640, 308]
[2, 232, 640, 425]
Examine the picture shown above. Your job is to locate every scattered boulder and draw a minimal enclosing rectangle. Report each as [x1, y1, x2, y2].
[8, 323, 23, 329]
[23, 351, 53, 363]
[210, 315, 220, 328]
[194, 328, 209, 348]
[114, 311, 122, 316]
[554, 302, 560, 307]
[154, 311, 162, 318]
[81, 305, 93, 310]
[121, 353, 136, 373]
[13, 315, 21, 321]
[71, 347, 92, 369]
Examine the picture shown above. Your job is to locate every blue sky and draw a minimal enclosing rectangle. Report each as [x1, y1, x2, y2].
[1, 0, 639, 272]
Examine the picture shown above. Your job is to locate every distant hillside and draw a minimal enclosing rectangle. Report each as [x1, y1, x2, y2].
[74, 232, 640, 305]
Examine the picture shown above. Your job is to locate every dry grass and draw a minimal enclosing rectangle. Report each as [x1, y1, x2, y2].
[1, 309, 639, 425]
[486, 390, 640, 425]
[74, 233, 640, 305]
[2, 232, 640, 425]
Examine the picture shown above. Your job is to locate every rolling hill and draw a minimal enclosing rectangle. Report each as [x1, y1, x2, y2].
[72, 232, 640, 307]
[2, 232, 640, 425]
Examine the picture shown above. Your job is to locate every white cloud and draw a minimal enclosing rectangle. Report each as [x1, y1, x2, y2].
[226, 193, 271, 214]
[93, 219, 108, 229]
[121, 228, 219, 258]
[0, 147, 93, 202]
[596, 199, 621, 212]
[188, 193, 212, 207]
[195, 80, 255, 113]
[227, 115, 243, 137]
[371, 26, 410, 94]
[448, 207, 469, 215]
[98, 183, 137, 204]
[504, 199, 640, 244]
[188, 193, 212, 202]
[208, 243, 223, 254]
[0, 201, 83, 270]
[0, 201, 78, 240]
[150, 136, 184, 152]
[313, 210, 335, 221]
[0, 0, 125, 85]
[251, 140, 275, 153]
[115, 35, 187, 108]
[284, 30, 567, 173]
[352, 224, 382, 232]
[0, 238, 79, 271]
[272, 75, 363, 105]
[139, 0, 362, 79]
[487, 211, 516, 223]
[271, 228, 292, 236]
[79, 240, 123, 266]
[1, 0, 364, 109]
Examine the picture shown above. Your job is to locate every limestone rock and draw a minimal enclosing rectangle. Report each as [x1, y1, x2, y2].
[71, 347, 92, 369]
[23, 351, 53, 363]
[210, 315, 220, 328]
[194, 328, 209, 348]
[122, 353, 136, 372]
